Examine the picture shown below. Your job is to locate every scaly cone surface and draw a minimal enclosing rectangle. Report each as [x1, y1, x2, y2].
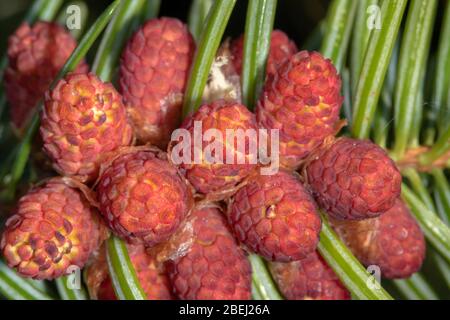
[166, 205, 252, 300]
[96, 147, 193, 247]
[269, 250, 351, 300]
[119, 17, 195, 149]
[256, 50, 343, 170]
[171, 99, 258, 200]
[227, 171, 321, 262]
[1, 178, 105, 279]
[330, 199, 426, 279]
[40, 72, 133, 183]
[305, 137, 402, 220]
[4, 21, 88, 131]
[230, 29, 298, 76]
[85, 244, 173, 300]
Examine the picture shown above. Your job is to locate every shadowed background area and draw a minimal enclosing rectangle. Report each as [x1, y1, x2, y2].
[0, 0, 330, 55]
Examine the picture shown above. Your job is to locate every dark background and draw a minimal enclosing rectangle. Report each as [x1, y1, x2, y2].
[0, 0, 331, 55]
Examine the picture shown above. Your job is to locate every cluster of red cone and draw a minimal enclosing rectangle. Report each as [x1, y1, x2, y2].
[4, 22, 88, 132]
[1, 17, 425, 301]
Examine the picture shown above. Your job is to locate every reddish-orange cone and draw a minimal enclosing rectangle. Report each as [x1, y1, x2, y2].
[230, 29, 298, 76]
[172, 100, 258, 200]
[269, 251, 350, 300]
[305, 137, 402, 220]
[166, 205, 252, 300]
[40, 72, 133, 183]
[256, 51, 343, 170]
[330, 199, 426, 279]
[227, 171, 321, 262]
[85, 244, 173, 300]
[4, 21, 88, 131]
[1, 178, 105, 279]
[119, 17, 195, 149]
[96, 147, 193, 247]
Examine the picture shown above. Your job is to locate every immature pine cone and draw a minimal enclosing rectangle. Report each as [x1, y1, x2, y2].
[119, 17, 195, 149]
[269, 251, 350, 300]
[1, 178, 104, 279]
[97, 148, 193, 247]
[40, 72, 133, 183]
[172, 100, 258, 199]
[85, 244, 173, 300]
[231, 30, 298, 76]
[167, 205, 252, 300]
[227, 171, 321, 262]
[256, 50, 343, 169]
[305, 137, 402, 220]
[330, 199, 426, 279]
[4, 21, 88, 130]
